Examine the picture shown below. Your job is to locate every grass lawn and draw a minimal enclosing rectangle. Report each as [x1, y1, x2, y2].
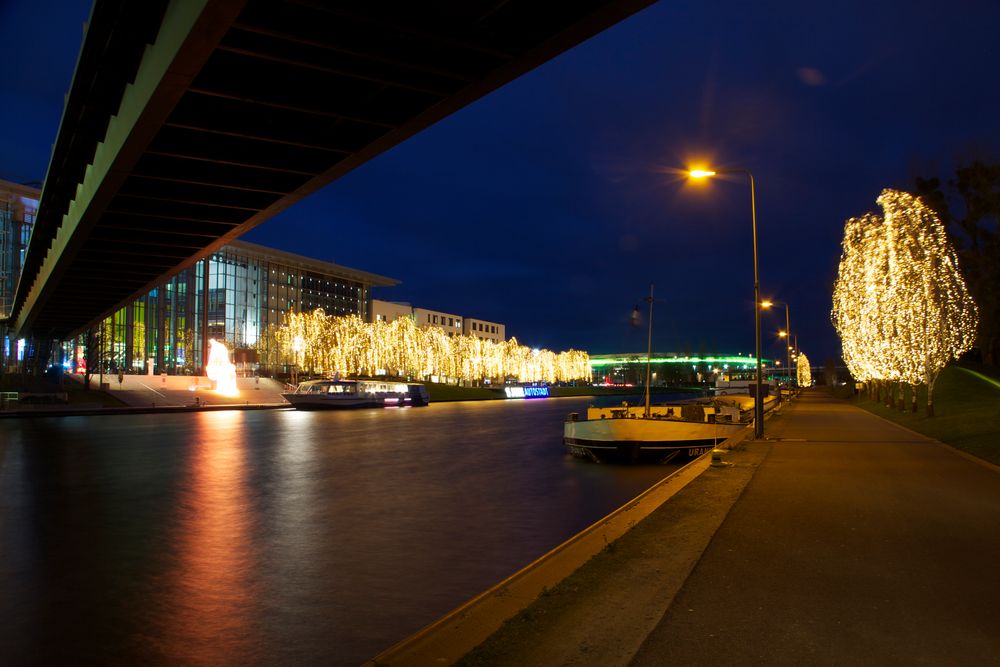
[1, 373, 128, 408]
[424, 383, 502, 402]
[848, 363, 1000, 466]
[64, 384, 129, 407]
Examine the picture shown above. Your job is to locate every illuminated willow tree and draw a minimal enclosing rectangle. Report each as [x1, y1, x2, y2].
[258, 311, 590, 383]
[796, 352, 812, 387]
[832, 189, 978, 415]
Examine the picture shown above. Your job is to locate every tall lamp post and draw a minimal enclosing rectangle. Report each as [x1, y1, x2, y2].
[793, 334, 799, 374]
[762, 300, 792, 388]
[631, 283, 655, 418]
[689, 168, 764, 438]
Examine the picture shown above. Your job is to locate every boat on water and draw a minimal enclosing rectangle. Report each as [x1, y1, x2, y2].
[565, 283, 776, 463]
[564, 394, 776, 463]
[282, 379, 430, 410]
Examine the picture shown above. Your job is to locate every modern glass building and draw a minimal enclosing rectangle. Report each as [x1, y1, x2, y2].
[66, 239, 398, 375]
[0, 179, 39, 321]
[0, 180, 39, 369]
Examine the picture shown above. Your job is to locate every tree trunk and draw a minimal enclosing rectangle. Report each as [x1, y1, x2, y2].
[911, 383, 919, 414]
[897, 381, 905, 411]
[926, 371, 938, 417]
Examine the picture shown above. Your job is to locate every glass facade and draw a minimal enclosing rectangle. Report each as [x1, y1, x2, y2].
[0, 180, 39, 319]
[0, 181, 40, 371]
[72, 240, 396, 375]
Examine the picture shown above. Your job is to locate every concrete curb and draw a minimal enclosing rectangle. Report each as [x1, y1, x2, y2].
[366, 426, 754, 667]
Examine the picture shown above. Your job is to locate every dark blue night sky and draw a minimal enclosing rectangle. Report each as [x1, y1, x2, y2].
[3, 0, 999, 362]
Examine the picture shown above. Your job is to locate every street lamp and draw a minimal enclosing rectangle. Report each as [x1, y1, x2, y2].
[762, 300, 793, 389]
[689, 167, 764, 438]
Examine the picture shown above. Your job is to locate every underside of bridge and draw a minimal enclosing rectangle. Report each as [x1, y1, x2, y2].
[8, 0, 655, 341]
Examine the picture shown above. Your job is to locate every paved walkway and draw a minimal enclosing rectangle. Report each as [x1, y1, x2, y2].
[458, 390, 1000, 665]
[632, 390, 1000, 665]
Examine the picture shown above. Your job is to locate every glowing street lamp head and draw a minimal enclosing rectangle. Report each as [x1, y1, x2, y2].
[689, 169, 716, 179]
[778, 330, 788, 338]
[761, 300, 774, 309]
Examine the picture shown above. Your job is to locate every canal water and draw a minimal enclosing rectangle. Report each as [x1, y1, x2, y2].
[0, 396, 681, 666]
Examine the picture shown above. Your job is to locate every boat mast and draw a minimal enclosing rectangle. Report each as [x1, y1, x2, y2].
[644, 283, 653, 418]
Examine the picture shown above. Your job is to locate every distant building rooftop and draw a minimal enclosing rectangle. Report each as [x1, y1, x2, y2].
[228, 239, 399, 287]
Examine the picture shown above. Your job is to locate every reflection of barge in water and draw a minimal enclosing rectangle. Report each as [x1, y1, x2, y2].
[564, 394, 776, 463]
[282, 379, 429, 409]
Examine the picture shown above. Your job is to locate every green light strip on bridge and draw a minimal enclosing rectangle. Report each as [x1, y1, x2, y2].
[589, 355, 773, 367]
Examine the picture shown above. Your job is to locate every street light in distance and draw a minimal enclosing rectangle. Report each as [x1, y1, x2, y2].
[762, 300, 793, 389]
[688, 166, 764, 438]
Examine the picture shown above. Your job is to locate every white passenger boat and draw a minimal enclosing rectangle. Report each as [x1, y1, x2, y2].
[282, 379, 430, 409]
[564, 394, 775, 463]
[565, 283, 776, 463]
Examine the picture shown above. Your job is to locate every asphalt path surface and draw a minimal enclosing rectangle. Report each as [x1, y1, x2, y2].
[631, 391, 1000, 665]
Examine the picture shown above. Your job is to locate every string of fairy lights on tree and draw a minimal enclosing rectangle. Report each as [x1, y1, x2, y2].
[257, 311, 590, 383]
[796, 352, 811, 387]
[831, 189, 978, 413]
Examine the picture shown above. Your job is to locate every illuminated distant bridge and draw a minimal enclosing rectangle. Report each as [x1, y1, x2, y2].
[589, 352, 780, 384]
[6, 0, 655, 343]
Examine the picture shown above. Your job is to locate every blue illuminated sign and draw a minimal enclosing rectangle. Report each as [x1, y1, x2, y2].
[505, 386, 549, 399]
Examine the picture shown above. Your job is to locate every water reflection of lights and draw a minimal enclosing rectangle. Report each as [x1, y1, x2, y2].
[1, 400, 684, 665]
[158, 411, 257, 663]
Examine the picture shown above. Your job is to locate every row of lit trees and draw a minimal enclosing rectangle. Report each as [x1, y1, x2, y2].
[257, 310, 591, 384]
[831, 189, 978, 415]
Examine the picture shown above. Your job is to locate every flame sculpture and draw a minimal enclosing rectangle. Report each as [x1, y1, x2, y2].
[206, 339, 239, 397]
